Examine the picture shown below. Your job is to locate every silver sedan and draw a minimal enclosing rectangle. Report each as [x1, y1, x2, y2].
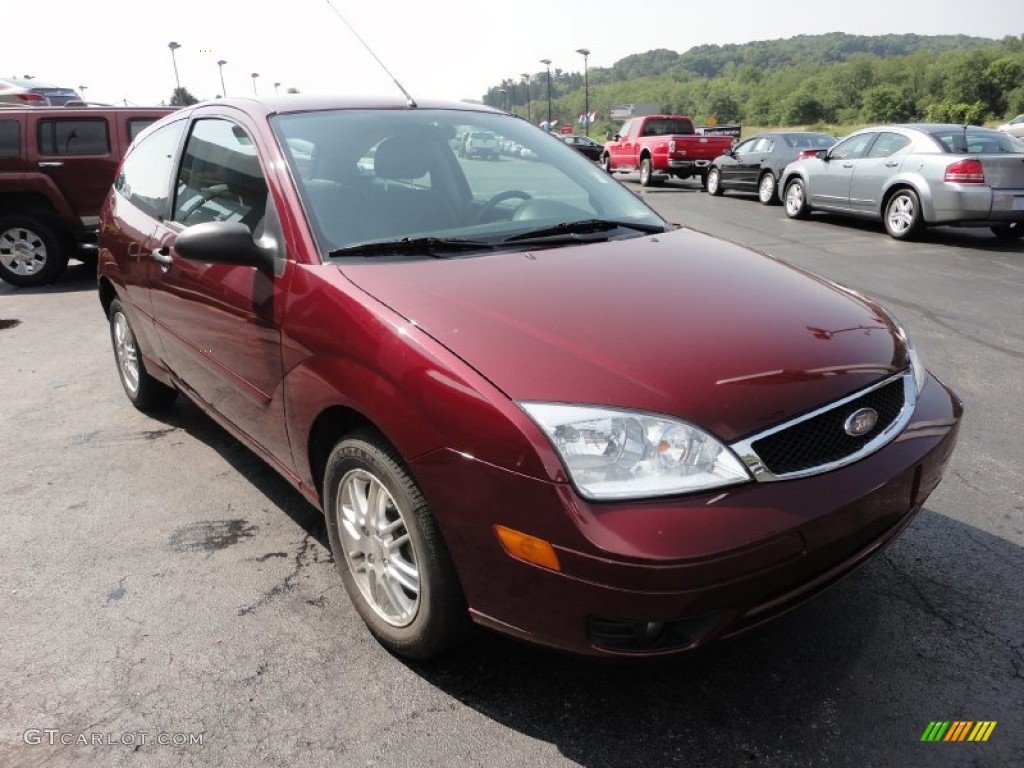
[780, 124, 1024, 240]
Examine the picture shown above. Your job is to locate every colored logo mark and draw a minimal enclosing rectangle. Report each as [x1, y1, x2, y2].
[920, 721, 997, 742]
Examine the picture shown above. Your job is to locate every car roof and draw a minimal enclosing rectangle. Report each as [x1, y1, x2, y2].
[187, 95, 505, 118]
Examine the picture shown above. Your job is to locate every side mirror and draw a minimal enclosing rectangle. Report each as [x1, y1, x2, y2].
[613, 133, 621, 141]
[174, 222, 274, 268]
[819, 149, 831, 161]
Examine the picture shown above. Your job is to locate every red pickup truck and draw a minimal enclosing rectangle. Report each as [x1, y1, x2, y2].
[601, 115, 735, 187]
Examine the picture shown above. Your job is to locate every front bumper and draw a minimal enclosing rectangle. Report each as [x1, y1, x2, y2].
[411, 372, 961, 657]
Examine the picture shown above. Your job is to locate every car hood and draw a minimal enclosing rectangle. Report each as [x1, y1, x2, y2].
[339, 228, 906, 441]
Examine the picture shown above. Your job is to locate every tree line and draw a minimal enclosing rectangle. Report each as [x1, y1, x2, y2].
[484, 33, 1024, 131]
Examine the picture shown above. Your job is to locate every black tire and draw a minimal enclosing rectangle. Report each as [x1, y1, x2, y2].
[991, 222, 1023, 240]
[706, 168, 724, 196]
[758, 172, 779, 205]
[600, 154, 612, 174]
[784, 178, 810, 219]
[108, 299, 177, 412]
[323, 429, 471, 659]
[639, 157, 660, 187]
[0, 214, 69, 287]
[699, 172, 709, 190]
[884, 189, 923, 240]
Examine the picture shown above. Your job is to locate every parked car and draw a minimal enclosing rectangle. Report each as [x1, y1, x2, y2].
[98, 96, 961, 660]
[461, 130, 498, 159]
[0, 78, 81, 106]
[706, 131, 836, 205]
[561, 134, 603, 161]
[0, 78, 49, 106]
[997, 114, 1024, 139]
[0, 105, 175, 285]
[780, 124, 1024, 240]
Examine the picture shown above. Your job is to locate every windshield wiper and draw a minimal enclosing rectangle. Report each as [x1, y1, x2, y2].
[501, 219, 666, 244]
[328, 236, 495, 259]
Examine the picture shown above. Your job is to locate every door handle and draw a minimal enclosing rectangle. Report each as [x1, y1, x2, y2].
[842, 163, 854, 168]
[152, 247, 173, 266]
[885, 161, 900, 167]
[38, 161, 64, 168]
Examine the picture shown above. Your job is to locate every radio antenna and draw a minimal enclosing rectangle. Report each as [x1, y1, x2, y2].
[322, 0, 417, 108]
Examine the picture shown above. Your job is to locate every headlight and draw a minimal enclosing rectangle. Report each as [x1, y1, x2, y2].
[520, 403, 751, 500]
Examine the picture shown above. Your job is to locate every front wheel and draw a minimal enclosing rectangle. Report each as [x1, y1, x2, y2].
[323, 430, 472, 659]
[706, 168, 723, 196]
[884, 189, 923, 240]
[600, 154, 612, 174]
[108, 299, 177, 411]
[991, 222, 1023, 240]
[784, 178, 810, 219]
[758, 172, 779, 205]
[0, 214, 69, 287]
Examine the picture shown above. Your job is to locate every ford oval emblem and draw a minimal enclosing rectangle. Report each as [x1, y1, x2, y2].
[844, 408, 879, 437]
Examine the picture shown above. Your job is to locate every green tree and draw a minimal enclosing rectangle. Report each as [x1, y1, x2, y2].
[169, 87, 198, 106]
[861, 84, 914, 122]
[784, 90, 827, 124]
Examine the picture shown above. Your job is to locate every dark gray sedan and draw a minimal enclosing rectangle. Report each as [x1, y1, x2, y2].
[706, 131, 836, 204]
[780, 124, 1024, 240]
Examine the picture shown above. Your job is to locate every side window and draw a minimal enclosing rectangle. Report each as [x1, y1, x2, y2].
[173, 119, 268, 232]
[114, 119, 187, 218]
[621, 119, 636, 138]
[37, 119, 110, 156]
[0, 120, 19, 156]
[733, 138, 757, 155]
[830, 133, 874, 161]
[867, 132, 910, 159]
[128, 118, 159, 143]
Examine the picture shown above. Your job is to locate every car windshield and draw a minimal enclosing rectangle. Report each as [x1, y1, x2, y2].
[272, 108, 664, 257]
[929, 128, 1024, 155]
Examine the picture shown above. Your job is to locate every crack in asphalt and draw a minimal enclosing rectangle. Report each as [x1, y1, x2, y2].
[238, 534, 322, 616]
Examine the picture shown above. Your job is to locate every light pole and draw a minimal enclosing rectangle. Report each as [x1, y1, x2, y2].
[251, 72, 259, 95]
[498, 88, 507, 111]
[168, 42, 181, 91]
[274, 82, 281, 95]
[540, 58, 552, 129]
[576, 48, 590, 137]
[78, 85, 87, 101]
[217, 59, 228, 96]
[520, 73, 531, 123]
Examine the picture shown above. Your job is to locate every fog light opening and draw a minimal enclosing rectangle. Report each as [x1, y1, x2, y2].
[588, 612, 725, 653]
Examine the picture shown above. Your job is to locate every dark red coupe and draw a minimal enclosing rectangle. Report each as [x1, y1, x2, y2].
[97, 96, 961, 659]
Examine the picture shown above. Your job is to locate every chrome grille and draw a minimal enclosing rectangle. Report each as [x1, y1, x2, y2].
[730, 372, 914, 482]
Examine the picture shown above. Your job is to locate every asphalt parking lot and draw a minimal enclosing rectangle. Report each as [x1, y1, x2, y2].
[1, 178, 1022, 768]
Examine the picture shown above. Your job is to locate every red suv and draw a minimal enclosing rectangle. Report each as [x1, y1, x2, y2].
[0, 106, 173, 285]
[97, 96, 961, 659]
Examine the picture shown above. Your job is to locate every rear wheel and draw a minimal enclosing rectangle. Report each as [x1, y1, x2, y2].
[706, 168, 723, 196]
[991, 222, 1023, 240]
[758, 172, 779, 205]
[884, 189, 923, 240]
[0, 214, 69, 287]
[639, 157, 660, 187]
[324, 430, 472, 659]
[108, 299, 177, 411]
[784, 178, 810, 219]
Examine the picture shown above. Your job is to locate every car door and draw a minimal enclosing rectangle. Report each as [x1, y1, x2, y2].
[148, 114, 293, 461]
[848, 132, 911, 215]
[737, 137, 771, 190]
[720, 137, 755, 188]
[807, 132, 876, 211]
[615, 119, 638, 170]
[34, 116, 117, 229]
[107, 117, 188, 351]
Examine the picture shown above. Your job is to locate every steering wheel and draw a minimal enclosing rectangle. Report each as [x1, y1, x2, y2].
[475, 190, 532, 223]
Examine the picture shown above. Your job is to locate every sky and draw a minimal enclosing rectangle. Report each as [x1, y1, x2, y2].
[3, 0, 1022, 107]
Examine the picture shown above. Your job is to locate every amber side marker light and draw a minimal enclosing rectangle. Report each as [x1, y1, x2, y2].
[494, 525, 561, 571]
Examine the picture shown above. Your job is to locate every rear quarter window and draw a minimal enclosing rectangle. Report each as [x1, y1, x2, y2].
[0, 120, 19, 156]
[37, 119, 110, 156]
